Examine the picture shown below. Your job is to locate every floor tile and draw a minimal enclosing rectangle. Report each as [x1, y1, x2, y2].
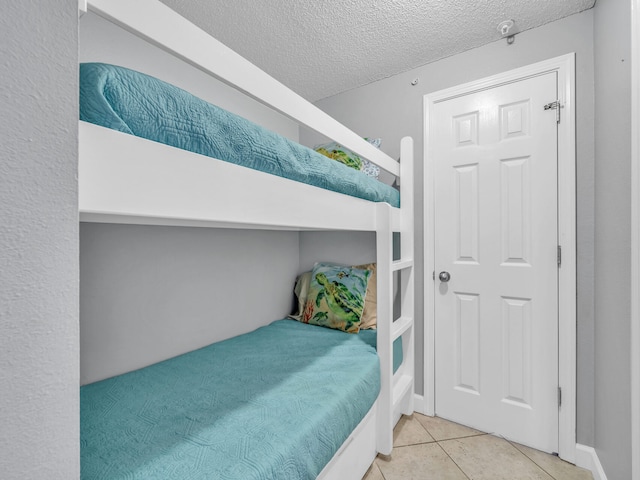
[414, 413, 483, 441]
[439, 434, 553, 480]
[376, 443, 468, 480]
[369, 414, 595, 480]
[394, 415, 435, 447]
[511, 442, 594, 480]
[362, 461, 385, 480]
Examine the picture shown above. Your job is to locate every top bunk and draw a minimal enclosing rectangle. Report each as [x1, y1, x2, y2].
[79, 0, 413, 232]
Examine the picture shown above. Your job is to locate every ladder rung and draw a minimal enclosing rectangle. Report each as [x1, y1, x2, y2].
[392, 258, 413, 272]
[393, 373, 413, 406]
[392, 316, 413, 341]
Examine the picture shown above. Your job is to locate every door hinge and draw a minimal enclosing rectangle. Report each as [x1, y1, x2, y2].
[544, 100, 561, 123]
[558, 386, 562, 407]
[557, 245, 562, 267]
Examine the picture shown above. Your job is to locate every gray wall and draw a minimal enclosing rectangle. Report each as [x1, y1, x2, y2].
[593, 0, 632, 478]
[80, 225, 300, 384]
[303, 10, 597, 446]
[0, 2, 79, 479]
[299, 231, 377, 272]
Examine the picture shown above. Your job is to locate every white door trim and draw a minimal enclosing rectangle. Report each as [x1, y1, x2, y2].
[630, 0, 640, 477]
[423, 54, 577, 462]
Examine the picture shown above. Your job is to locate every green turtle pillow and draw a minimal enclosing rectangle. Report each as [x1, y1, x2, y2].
[314, 138, 382, 179]
[301, 263, 371, 333]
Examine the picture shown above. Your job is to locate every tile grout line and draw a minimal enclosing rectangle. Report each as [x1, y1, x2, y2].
[375, 440, 475, 480]
[488, 433, 560, 480]
[503, 439, 561, 480]
[434, 438, 473, 480]
[398, 415, 590, 480]
[383, 415, 582, 480]
[368, 458, 387, 480]
[412, 415, 476, 479]
[378, 462, 387, 480]
[379, 437, 558, 480]
[392, 431, 487, 447]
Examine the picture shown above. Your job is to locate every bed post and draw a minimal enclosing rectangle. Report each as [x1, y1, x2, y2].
[376, 202, 394, 455]
[398, 136, 415, 419]
[376, 136, 415, 456]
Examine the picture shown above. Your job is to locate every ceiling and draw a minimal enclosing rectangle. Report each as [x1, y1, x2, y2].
[160, 0, 595, 102]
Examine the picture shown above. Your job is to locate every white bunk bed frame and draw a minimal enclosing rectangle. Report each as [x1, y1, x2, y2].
[79, 1, 415, 478]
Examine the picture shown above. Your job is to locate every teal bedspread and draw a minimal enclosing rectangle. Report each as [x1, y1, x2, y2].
[359, 328, 404, 374]
[80, 320, 382, 480]
[79, 63, 400, 208]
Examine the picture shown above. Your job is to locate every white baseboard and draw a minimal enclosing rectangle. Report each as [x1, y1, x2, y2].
[413, 394, 425, 415]
[575, 444, 608, 480]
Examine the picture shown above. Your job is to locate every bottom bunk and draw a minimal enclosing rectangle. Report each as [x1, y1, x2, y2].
[81, 319, 402, 480]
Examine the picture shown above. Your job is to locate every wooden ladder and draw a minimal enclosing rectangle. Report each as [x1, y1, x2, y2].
[376, 137, 415, 455]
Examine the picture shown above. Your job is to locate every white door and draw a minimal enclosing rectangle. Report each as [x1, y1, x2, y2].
[432, 72, 559, 453]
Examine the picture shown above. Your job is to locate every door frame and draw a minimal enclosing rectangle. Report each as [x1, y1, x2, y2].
[631, 0, 640, 477]
[423, 54, 576, 462]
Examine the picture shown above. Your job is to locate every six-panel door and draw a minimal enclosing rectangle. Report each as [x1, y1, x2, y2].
[432, 72, 559, 453]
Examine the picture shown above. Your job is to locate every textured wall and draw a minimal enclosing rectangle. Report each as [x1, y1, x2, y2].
[593, 0, 632, 478]
[304, 10, 596, 446]
[80, 225, 300, 384]
[0, 2, 79, 479]
[299, 231, 377, 272]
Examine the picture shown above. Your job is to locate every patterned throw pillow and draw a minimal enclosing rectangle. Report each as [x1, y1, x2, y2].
[301, 263, 370, 333]
[289, 271, 312, 321]
[314, 138, 382, 179]
[314, 143, 363, 171]
[352, 263, 377, 330]
[361, 138, 382, 180]
[290, 264, 378, 329]
[360, 159, 381, 179]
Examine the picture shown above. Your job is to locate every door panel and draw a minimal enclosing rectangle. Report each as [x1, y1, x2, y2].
[433, 72, 559, 453]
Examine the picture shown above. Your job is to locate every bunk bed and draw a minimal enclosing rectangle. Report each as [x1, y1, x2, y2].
[78, 1, 415, 479]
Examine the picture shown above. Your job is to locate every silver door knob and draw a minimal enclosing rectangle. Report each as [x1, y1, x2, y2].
[439, 271, 451, 282]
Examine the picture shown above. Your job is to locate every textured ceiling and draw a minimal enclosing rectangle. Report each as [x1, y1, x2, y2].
[160, 0, 595, 102]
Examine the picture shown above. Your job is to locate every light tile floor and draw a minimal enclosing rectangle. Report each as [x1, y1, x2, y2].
[363, 414, 594, 480]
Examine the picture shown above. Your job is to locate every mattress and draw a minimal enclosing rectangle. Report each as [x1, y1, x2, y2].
[79, 63, 400, 208]
[80, 320, 381, 480]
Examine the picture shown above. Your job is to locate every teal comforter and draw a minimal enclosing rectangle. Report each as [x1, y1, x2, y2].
[79, 63, 400, 208]
[80, 320, 381, 480]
